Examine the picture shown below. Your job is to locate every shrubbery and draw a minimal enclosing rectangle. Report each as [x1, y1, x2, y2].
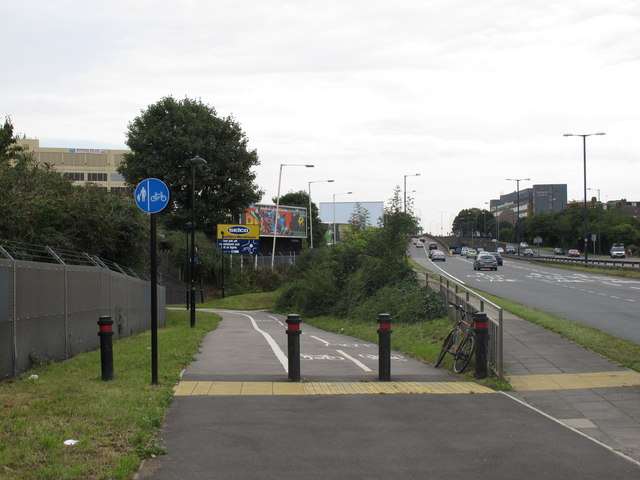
[276, 194, 445, 323]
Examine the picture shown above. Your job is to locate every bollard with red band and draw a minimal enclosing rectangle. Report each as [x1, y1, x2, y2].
[473, 312, 489, 379]
[377, 313, 392, 381]
[286, 314, 302, 381]
[97, 316, 114, 381]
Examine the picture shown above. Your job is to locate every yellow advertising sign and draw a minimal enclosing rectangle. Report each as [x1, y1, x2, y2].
[217, 224, 260, 240]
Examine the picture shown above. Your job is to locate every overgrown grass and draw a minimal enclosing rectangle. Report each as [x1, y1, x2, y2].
[0, 310, 219, 480]
[199, 291, 278, 311]
[477, 292, 640, 372]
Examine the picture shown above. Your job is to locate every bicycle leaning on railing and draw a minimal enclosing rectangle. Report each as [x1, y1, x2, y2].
[434, 303, 477, 373]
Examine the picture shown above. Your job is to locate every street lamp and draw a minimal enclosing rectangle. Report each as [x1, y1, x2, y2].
[403, 173, 420, 212]
[506, 178, 530, 256]
[271, 163, 314, 270]
[332, 191, 353, 243]
[187, 155, 207, 328]
[564, 132, 605, 264]
[308, 179, 334, 249]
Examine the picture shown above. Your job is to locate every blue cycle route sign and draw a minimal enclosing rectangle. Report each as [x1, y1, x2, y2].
[135, 178, 170, 214]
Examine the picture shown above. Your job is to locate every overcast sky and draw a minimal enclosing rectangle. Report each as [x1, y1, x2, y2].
[3, 1, 638, 233]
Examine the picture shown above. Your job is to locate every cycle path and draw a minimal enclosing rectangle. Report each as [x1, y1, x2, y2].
[136, 309, 640, 479]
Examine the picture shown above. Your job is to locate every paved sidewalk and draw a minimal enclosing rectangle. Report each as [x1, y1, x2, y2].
[500, 310, 640, 461]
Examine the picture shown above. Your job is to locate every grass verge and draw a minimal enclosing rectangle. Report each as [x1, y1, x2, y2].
[0, 309, 219, 480]
[300, 315, 511, 391]
[199, 291, 279, 311]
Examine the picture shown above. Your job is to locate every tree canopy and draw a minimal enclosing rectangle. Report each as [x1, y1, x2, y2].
[119, 96, 263, 234]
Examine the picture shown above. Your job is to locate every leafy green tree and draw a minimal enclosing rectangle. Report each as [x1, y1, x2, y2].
[348, 202, 371, 233]
[276, 190, 327, 248]
[0, 116, 31, 165]
[0, 160, 147, 267]
[119, 96, 263, 234]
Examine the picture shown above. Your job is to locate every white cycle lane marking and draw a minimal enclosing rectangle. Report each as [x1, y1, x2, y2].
[336, 350, 372, 372]
[238, 313, 289, 373]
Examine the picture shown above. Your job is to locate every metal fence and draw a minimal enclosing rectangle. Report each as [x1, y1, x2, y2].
[416, 270, 503, 378]
[0, 241, 165, 379]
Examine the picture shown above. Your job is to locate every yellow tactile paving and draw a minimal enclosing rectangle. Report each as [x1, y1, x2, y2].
[174, 381, 495, 396]
[508, 370, 640, 391]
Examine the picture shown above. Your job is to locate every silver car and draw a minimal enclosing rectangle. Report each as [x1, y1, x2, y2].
[430, 250, 446, 262]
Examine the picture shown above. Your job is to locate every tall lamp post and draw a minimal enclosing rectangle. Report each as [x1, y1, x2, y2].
[403, 173, 420, 212]
[564, 133, 605, 264]
[271, 163, 314, 271]
[187, 155, 207, 328]
[308, 179, 334, 249]
[506, 178, 530, 256]
[332, 191, 353, 243]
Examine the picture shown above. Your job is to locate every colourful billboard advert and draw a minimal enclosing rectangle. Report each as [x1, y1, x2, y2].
[243, 204, 307, 238]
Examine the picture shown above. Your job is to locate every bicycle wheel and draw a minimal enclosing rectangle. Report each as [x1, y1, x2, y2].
[435, 330, 456, 368]
[453, 334, 475, 373]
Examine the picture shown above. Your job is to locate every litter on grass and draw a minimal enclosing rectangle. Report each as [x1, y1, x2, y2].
[63, 439, 79, 446]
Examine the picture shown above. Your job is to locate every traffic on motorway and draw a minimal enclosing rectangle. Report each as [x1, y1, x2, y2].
[411, 239, 640, 344]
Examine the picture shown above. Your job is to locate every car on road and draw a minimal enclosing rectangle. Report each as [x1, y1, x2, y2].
[467, 248, 478, 259]
[428, 242, 438, 250]
[522, 248, 535, 256]
[610, 246, 626, 258]
[497, 247, 504, 254]
[567, 249, 580, 257]
[460, 247, 469, 257]
[430, 250, 446, 262]
[473, 253, 498, 271]
[489, 252, 503, 265]
[505, 245, 516, 254]
[519, 242, 529, 249]
[554, 247, 565, 255]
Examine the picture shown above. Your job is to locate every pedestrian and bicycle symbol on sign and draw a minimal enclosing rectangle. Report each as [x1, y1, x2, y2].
[134, 178, 170, 214]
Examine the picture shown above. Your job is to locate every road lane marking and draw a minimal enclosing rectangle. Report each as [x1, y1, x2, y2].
[310, 335, 330, 346]
[239, 313, 289, 373]
[336, 349, 372, 372]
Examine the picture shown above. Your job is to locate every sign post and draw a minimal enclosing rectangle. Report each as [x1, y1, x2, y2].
[135, 178, 170, 385]
[216, 224, 260, 254]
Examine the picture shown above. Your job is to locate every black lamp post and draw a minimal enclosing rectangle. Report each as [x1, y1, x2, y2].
[187, 155, 207, 328]
[564, 133, 605, 264]
[506, 178, 530, 256]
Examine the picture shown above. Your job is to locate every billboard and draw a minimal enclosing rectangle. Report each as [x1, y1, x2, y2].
[217, 224, 260, 254]
[242, 204, 307, 238]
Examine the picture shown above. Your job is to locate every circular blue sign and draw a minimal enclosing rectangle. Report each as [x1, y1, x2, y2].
[135, 178, 170, 214]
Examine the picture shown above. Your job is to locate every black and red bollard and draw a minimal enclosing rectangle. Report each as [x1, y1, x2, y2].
[97, 316, 114, 381]
[377, 313, 392, 381]
[286, 314, 301, 381]
[473, 312, 489, 379]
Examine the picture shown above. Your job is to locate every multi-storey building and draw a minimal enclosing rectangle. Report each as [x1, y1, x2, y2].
[16, 139, 128, 192]
[490, 184, 567, 226]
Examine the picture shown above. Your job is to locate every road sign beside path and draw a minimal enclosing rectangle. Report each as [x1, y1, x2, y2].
[217, 224, 260, 254]
[135, 178, 170, 214]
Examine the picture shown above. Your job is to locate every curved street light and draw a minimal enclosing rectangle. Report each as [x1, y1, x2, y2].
[332, 191, 353, 244]
[403, 173, 420, 212]
[308, 179, 334, 248]
[564, 132, 605, 264]
[271, 163, 314, 270]
[505, 177, 530, 256]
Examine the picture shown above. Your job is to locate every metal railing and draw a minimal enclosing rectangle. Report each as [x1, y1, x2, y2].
[415, 270, 503, 378]
[506, 253, 640, 269]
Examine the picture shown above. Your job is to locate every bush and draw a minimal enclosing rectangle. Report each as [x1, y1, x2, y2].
[352, 282, 445, 324]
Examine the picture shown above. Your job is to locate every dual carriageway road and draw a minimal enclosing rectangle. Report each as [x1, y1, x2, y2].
[411, 245, 640, 343]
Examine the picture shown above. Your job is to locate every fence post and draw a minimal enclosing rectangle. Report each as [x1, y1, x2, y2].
[97, 316, 114, 381]
[286, 314, 301, 381]
[473, 312, 488, 379]
[377, 313, 392, 381]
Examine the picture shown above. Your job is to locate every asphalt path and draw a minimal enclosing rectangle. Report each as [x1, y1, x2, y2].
[411, 247, 640, 343]
[137, 310, 640, 479]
